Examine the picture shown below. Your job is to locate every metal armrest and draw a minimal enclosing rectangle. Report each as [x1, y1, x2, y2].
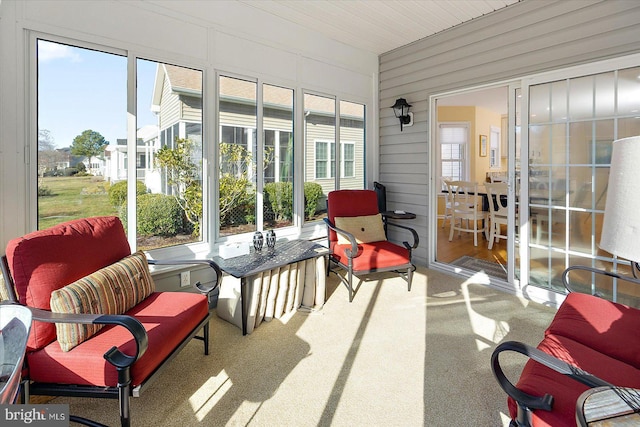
[323, 218, 360, 259]
[491, 341, 612, 412]
[147, 259, 223, 295]
[562, 265, 640, 295]
[26, 306, 148, 369]
[386, 221, 419, 250]
[1, 255, 19, 302]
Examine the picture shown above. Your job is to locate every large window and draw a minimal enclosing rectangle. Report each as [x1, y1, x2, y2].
[339, 100, 365, 189]
[218, 76, 257, 237]
[439, 124, 468, 181]
[36, 38, 368, 250]
[304, 94, 365, 222]
[218, 78, 295, 236]
[263, 84, 294, 230]
[36, 39, 204, 251]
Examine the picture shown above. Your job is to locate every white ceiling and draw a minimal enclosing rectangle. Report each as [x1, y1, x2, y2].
[150, 0, 520, 113]
[238, 0, 520, 55]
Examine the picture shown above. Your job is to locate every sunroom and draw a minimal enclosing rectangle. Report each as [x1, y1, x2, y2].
[2, 0, 640, 425]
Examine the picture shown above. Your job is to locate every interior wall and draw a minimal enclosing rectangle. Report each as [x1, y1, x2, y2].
[0, 0, 378, 248]
[379, 0, 640, 266]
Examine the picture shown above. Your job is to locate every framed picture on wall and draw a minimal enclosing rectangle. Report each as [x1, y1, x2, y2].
[479, 135, 487, 157]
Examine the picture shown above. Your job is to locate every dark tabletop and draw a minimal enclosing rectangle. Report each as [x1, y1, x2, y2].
[212, 240, 328, 278]
[381, 210, 416, 220]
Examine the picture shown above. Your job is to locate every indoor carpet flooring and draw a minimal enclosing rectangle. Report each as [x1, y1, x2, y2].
[47, 266, 555, 426]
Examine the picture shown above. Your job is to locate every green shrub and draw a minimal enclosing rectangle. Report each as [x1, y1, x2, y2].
[219, 174, 253, 226]
[136, 193, 184, 236]
[63, 167, 78, 176]
[108, 180, 148, 207]
[304, 182, 324, 219]
[38, 186, 53, 197]
[264, 182, 293, 221]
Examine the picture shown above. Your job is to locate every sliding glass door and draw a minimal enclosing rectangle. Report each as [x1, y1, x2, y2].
[524, 64, 640, 293]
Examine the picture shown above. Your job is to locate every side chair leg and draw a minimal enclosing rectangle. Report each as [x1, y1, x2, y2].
[348, 269, 353, 302]
[407, 266, 413, 292]
[203, 322, 210, 356]
[116, 368, 132, 427]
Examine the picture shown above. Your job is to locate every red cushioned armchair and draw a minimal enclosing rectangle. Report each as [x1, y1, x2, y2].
[324, 189, 419, 302]
[0, 216, 222, 427]
[491, 266, 640, 427]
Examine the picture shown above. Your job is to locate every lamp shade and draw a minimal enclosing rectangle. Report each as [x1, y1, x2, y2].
[599, 136, 640, 263]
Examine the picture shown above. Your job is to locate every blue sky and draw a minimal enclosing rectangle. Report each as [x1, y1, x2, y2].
[38, 40, 157, 148]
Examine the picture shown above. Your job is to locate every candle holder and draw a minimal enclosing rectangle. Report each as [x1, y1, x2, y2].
[253, 231, 264, 251]
[266, 229, 276, 248]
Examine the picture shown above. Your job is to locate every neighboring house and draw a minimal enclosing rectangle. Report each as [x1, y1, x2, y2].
[151, 64, 365, 200]
[104, 125, 161, 194]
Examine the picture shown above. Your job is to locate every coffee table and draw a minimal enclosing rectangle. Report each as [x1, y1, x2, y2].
[212, 240, 328, 335]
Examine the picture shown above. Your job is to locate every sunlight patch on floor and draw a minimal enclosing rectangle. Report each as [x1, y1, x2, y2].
[189, 373, 233, 421]
[461, 276, 510, 351]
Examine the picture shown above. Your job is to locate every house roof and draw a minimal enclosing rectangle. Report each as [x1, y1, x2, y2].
[153, 66, 364, 117]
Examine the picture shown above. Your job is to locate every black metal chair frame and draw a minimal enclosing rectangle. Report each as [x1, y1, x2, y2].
[1, 255, 222, 427]
[324, 217, 418, 302]
[491, 265, 640, 427]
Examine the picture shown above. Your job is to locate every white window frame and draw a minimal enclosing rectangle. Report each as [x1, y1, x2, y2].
[437, 122, 470, 181]
[489, 125, 501, 169]
[341, 141, 356, 178]
[314, 140, 335, 179]
[31, 33, 208, 258]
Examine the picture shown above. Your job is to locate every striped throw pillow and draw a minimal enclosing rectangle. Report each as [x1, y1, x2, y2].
[50, 251, 155, 352]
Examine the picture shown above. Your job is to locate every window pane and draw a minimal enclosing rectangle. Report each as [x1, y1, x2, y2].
[37, 40, 124, 230]
[439, 124, 467, 181]
[141, 60, 203, 250]
[339, 100, 365, 188]
[304, 93, 335, 222]
[219, 76, 257, 237]
[528, 67, 640, 292]
[263, 84, 294, 230]
[617, 67, 640, 116]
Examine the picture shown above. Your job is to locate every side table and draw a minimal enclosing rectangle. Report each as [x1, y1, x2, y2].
[212, 240, 328, 335]
[381, 210, 416, 234]
[577, 386, 640, 426]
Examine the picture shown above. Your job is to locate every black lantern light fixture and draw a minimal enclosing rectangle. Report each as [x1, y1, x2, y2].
[391, 98, 413, 131]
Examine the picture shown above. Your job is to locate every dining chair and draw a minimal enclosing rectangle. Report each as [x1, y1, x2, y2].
[441, 177, 454, 229]
[448, 181, 488, 247]
[485, 182, 509, 249]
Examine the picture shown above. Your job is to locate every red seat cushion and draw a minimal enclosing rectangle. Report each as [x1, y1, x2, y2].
[26, 292, 208, 387]
[508, 333, 640, 426]
[5, 216, 131, 350]
[331, 241, 411, 272]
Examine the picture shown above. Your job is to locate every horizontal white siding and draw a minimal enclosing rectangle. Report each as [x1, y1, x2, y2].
[379, 0, 640, 265]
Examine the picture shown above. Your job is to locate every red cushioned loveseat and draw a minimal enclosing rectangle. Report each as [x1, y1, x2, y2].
[491, 266, 640, 426]
[0, 216, 222, 427]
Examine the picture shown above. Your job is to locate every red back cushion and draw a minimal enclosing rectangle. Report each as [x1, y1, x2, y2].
[545, 292, 640, 369]
[5, 216, 131, 350]
[327, 190, 379, 243]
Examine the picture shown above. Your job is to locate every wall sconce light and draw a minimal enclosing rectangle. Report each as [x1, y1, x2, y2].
[391, 98, 413, 131]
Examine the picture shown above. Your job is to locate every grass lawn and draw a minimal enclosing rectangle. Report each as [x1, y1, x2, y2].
[38, 176, 117, 230]
[37, 176, 198, 250]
